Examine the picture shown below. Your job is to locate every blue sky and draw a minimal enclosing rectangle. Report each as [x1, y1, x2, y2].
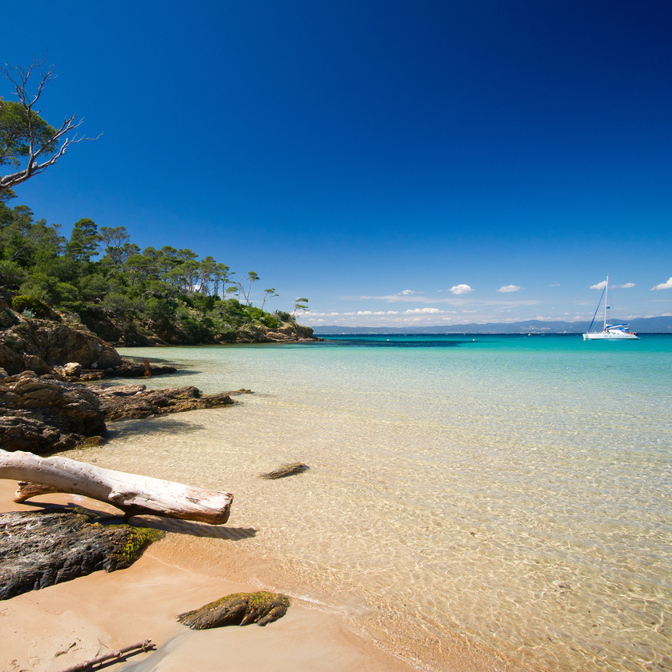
[3, 0, 671, 327]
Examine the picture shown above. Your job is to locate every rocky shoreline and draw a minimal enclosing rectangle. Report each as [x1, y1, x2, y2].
[0, 312, 286, 453]
[0, 371, 245, 453]
[0, 313, 253, 600]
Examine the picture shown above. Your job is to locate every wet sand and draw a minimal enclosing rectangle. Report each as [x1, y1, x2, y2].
[0, 480, 417, 672]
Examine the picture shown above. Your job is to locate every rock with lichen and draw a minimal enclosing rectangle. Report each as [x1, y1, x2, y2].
[0, 508, 163, 600]
[177, 591, 290, 629]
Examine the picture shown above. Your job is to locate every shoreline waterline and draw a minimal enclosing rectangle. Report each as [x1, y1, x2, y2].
[26, 334, 672, 671]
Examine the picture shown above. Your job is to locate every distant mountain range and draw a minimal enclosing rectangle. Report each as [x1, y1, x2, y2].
[312, 316, 672, 335]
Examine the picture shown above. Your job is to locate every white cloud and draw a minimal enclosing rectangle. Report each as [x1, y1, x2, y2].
[403, 307, 442, 314]
[400, 289, 416, 295]
[497, 284, 522, 293]
[450, 284, 474, 295]
[591, 280, 635, 290]
[651, 276, 672, 291]
[352, 311, 400, 316]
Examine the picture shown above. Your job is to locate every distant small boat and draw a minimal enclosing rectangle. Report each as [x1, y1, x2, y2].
[583, 275, 639, 341]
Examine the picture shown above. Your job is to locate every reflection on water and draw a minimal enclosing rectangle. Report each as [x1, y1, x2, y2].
[64, 337, 672, 672]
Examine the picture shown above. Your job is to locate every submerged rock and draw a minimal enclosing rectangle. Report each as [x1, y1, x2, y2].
[94, 385, 235, 421]
[260, 462, 310, 479]
[177, 591, 290, 629]
[0, 508, 163, 600]
[103, 360, 178, 379]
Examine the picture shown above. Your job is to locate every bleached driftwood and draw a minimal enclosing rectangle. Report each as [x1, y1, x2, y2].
[0, 450, 233, 524]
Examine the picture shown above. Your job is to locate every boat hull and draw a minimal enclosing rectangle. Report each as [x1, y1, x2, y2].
[583, 331, 639, 341]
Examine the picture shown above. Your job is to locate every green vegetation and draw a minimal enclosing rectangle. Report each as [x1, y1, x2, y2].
[0, 58, 311, 345]
[0, 191, 311, 344]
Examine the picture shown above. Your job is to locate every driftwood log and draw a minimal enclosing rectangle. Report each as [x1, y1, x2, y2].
[0, 449, 233, 524]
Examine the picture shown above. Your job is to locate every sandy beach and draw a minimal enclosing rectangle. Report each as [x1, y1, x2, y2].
[0, 480, 417, 672]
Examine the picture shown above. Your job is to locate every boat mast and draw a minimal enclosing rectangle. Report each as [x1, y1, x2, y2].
[604, 275, 609, 331]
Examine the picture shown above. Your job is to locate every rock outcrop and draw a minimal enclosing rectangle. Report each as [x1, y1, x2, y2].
[0, 372, 106, 453]
[0, 508, 163, 600]
[0, 372, 242, 453]
[0, 317, 121, 376]
[95, 384, 237, 421]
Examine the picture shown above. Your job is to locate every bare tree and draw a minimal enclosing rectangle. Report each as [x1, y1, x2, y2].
[237, 271, 259, 306]
[0, 56, 100, 192]
[261, 287, 278, 310]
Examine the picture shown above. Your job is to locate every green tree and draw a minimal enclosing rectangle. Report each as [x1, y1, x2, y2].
[125, 253, 156, 288]
[1, 57, 98, 193]
[0, 204, 63, 267]
[99, 226, 131, 266]
[199, 256, 216, 294]
[213, 263, 232, 297]
[66, 218, 101, 262]
[293, 297, 309, 319]
[181, 259, 201, 293]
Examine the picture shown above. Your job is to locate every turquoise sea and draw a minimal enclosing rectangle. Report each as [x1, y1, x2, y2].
[69, 334, 672, 671]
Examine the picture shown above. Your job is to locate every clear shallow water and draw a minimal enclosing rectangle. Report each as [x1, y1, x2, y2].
[68, 335, 672, 671]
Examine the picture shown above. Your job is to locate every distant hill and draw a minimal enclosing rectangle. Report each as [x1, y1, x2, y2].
[312, 316, 672, 335]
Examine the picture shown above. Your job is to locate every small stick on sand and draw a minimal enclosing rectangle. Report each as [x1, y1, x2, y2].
[57, 639, 155, 672]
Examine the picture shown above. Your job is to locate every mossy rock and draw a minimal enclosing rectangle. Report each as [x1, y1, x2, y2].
[0, 508, 164, 600]
[177, 591, 290, 629]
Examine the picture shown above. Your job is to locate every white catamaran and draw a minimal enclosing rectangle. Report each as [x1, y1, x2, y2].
[583, 275, 639, 341]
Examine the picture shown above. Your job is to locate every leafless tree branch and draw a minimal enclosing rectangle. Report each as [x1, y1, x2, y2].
[0, 56, 100, 191]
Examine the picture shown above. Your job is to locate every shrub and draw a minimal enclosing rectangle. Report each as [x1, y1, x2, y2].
[189, 293, 217, 313]
[245, 306, 265, 321]
[11, 295, 52, 319]
[262, 314, 280, 329]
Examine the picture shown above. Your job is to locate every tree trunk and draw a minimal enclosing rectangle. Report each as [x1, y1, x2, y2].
[0, 450, 232, 524]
